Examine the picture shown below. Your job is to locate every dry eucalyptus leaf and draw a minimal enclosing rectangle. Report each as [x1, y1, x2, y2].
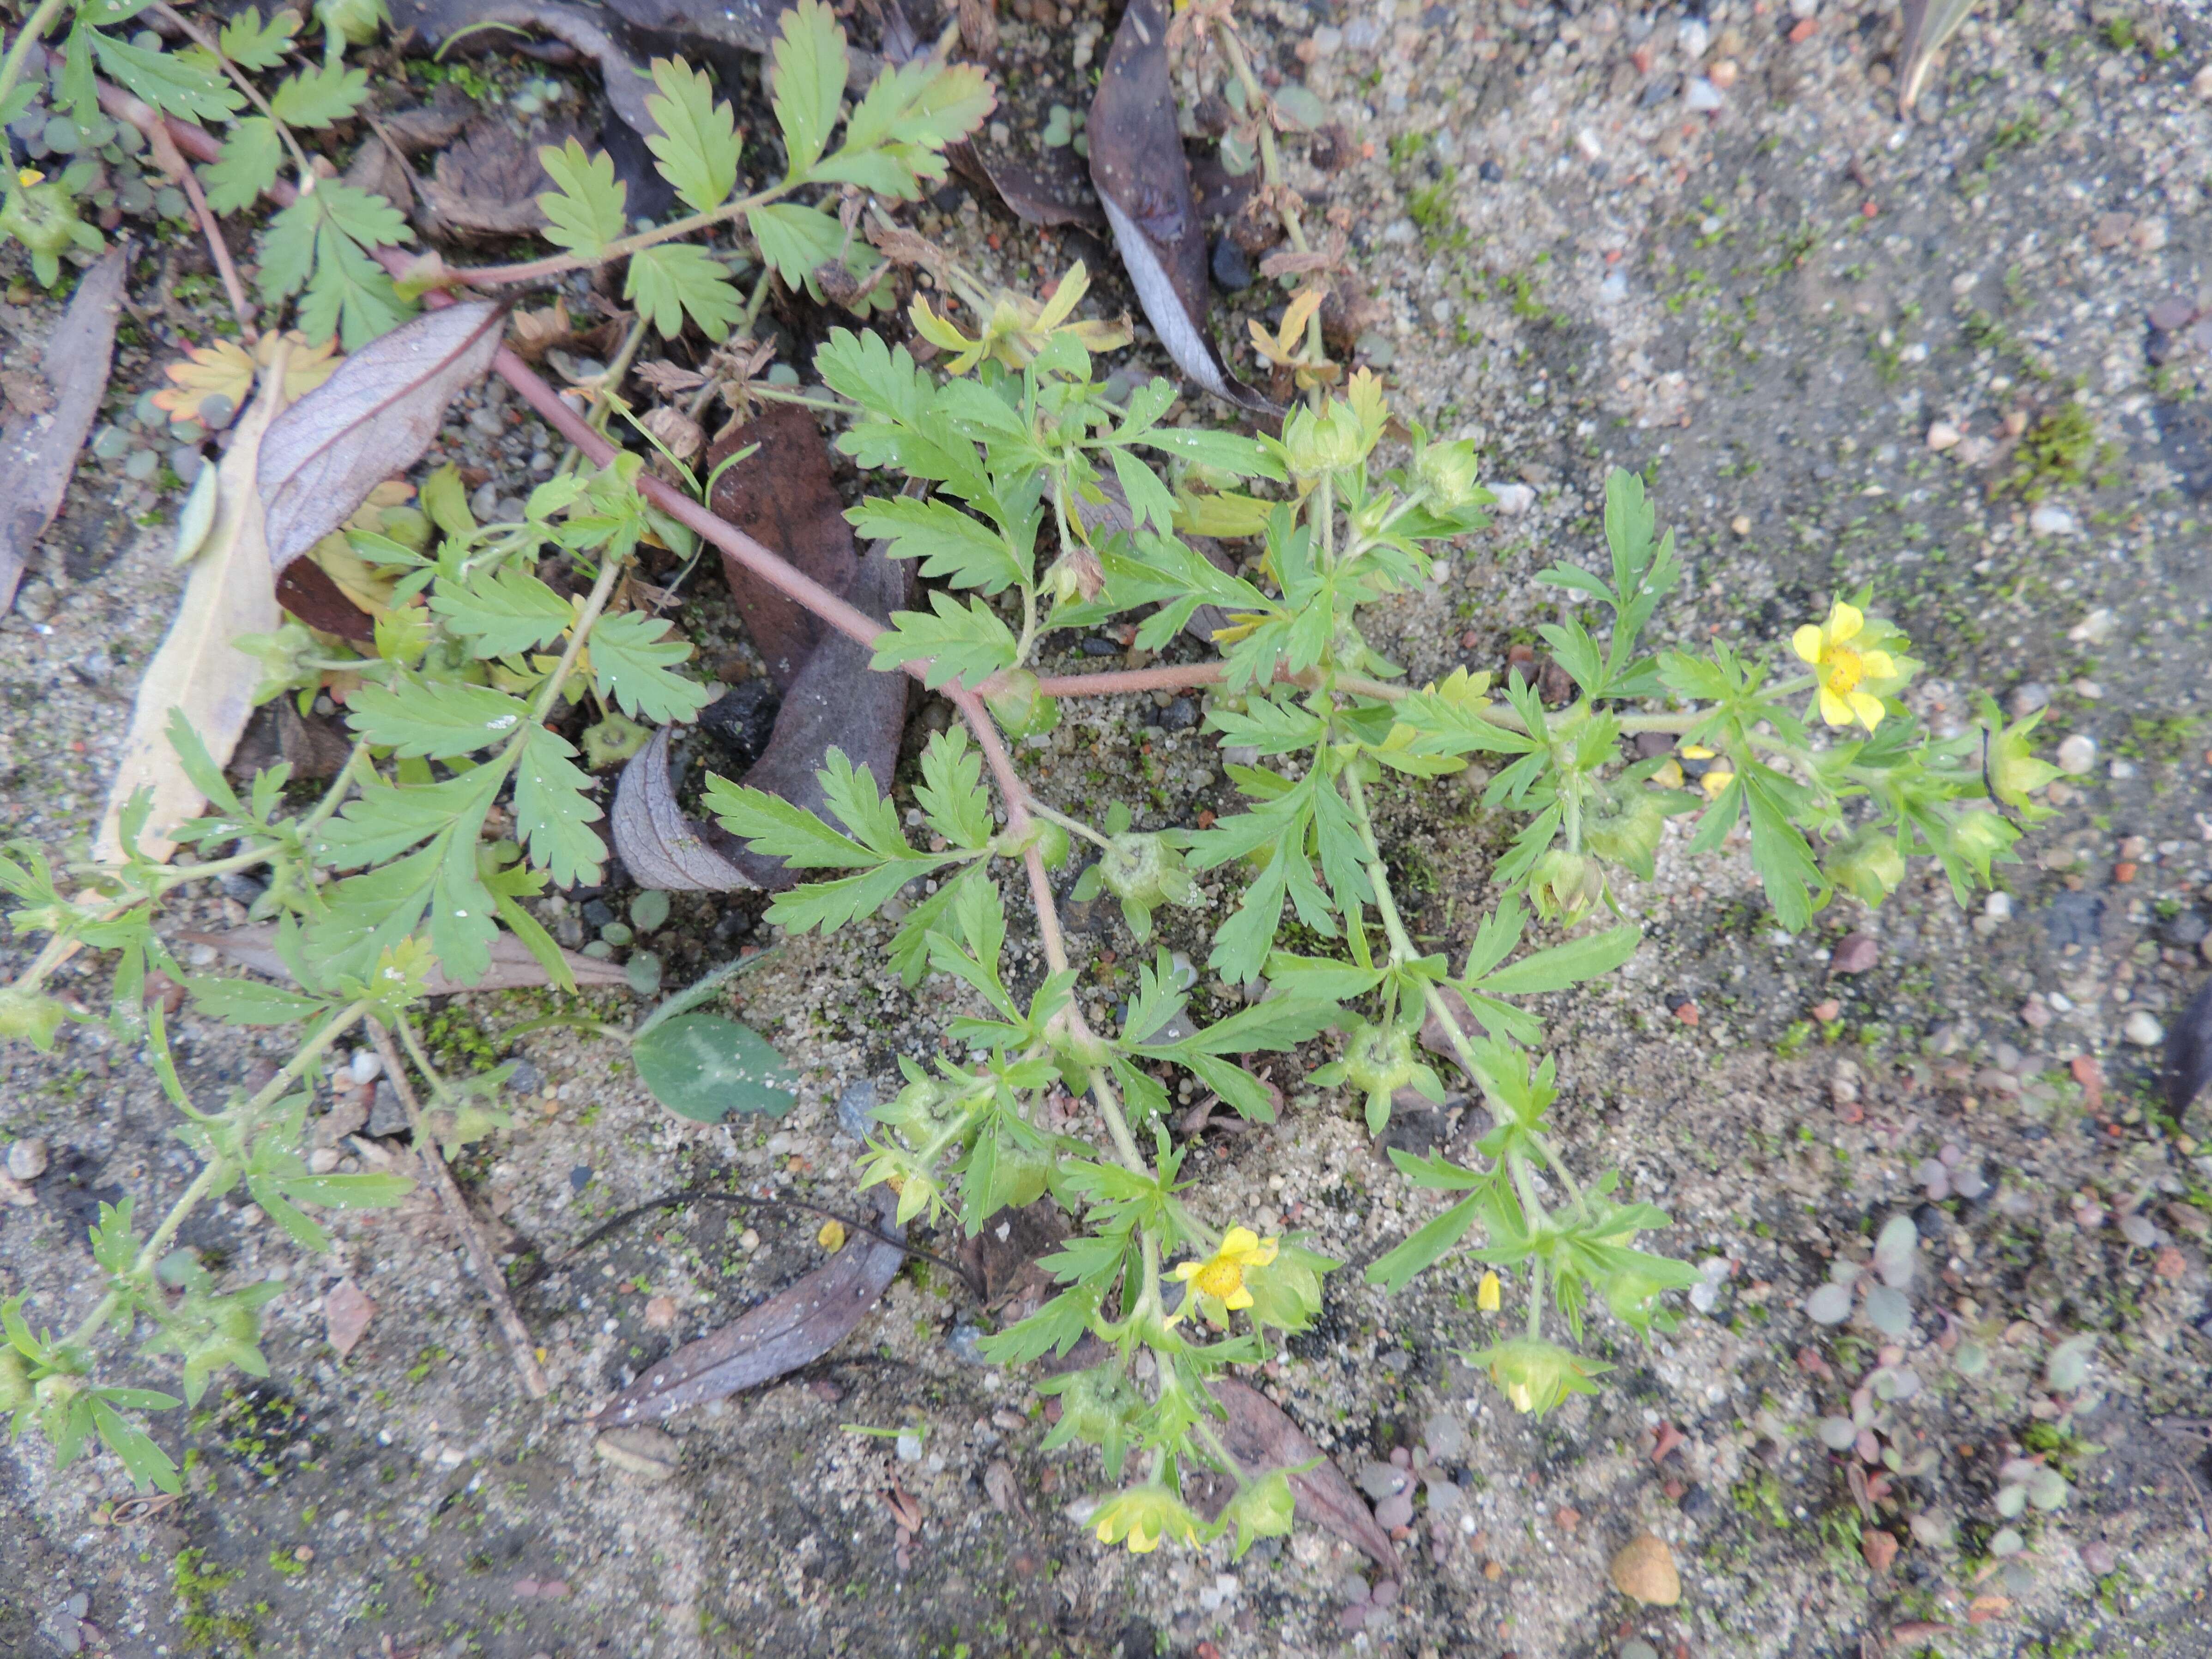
[1088, 0, 1271, 414]
[421, 119, 582, 236]
[641, 404, 705, 461]
[92, 364, 285, 866]
[260, 300, 508, 575]
[1897, 0, 1980, 115]
[1209, 1379, 1401, 1577]
[590, 1189, 907, 1427]
[1, 246, 124, 614]
[609, 728, 759, 892]
[179, 923, 629, 993]
[510, 297, 577, 360]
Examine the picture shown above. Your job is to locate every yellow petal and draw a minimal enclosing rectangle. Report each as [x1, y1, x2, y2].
[1791, 624, 1825, 665]
[1699, 767, 1735, 799]
[1223, 1286, 1255, 1311]
[1680, 744, 1716, 760]
[1850, 690, 1886, 730]
[1826, 601, 1864, 642]
[1246, 1237, 1280, 1268]
[1817, 686, 1855, 727]
[1220, 1226, 1259, 1256]
[1858, 650, 1896, 680]
[1477, 1270, 1502, 1311]
[1172, 1260, 1201, 1281]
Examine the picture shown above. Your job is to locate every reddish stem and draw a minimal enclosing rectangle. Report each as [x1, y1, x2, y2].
[1030, 661, 1228, 699]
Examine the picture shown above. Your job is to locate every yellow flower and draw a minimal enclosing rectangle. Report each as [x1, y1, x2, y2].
[1698, 765, 1734, 800]
[1792, 601, 1896, 731]
[16, 168, 43, 189]
[1477, 1270, 1502, 1312]
[1172, 1226, 1279, 1314]
[1090, 1485, 1204, 1554]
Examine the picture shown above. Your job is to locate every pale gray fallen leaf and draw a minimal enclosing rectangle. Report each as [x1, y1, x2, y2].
[171, 462, 221, 566]
[179, 923, 629, 993]
[0, 247, 125, 614]
[590, 1188, 905, 1427]
[93, 366, 287, 866]
[260, 300, 508, 575]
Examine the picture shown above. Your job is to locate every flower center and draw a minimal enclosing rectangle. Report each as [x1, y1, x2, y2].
[1191, 1259, 1245, 1300]
[1825, 645, 1864, 693]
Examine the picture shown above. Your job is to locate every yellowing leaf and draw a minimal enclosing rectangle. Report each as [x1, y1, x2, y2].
[1173, 489, 1274, 538]
[152, 331, 341, 422]
[308, 532, 399, 619]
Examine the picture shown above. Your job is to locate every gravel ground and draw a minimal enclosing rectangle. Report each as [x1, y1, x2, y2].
[4, 2, 2211, 1657]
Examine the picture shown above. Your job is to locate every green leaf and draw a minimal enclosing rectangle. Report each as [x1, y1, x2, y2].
[278, 1173, 416, 1209]
[1743, 768, 1826, 932]
[705, 775, 880, 869]
[631, 1014, 798, 1122]
[915, 727, 992, 850]
[429, 566, 574, 658]
[869, 591, 1017, 689]
[88, 29, 242, 121]
[201, 117, 284, 215]
[258, 183, 414, 348]
[270, 60, 369, 127]
[219, 6, 300, 69]
[769, 0, 848, 178]
[89, 1397, 182, 1495]
[766, 862, 932, 936]
[644, 58, 742, 212]
[587, 610, 712, 723]
[847, 495, 1024, 593]
[537, 139, 628, 259]
[625, 242, 744, 342]
[346, 673, 533, 759]
[974, 1285, 1098, 1364]
[187, 976, 327, 1026]
[1475, 923, 1640, 995]
[815, 58, 995, 197]
[1366, 1194, 1484, 1294]
[299, 223, 415, 348]
[745, 200, 844, 287]
[512, 726, 606, 888]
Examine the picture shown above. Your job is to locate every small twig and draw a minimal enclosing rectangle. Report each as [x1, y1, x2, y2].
[511, 1183, 985, 1300]
[147, 120, 256, 337]
[367, 1020, 551, 1400]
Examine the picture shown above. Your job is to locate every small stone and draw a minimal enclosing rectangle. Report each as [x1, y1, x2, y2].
[2068, 608, 2116, 646]
[1210, 237, 1251, 292]
[895, 1430, 924, 1463]
[1709, 58, 1740, 89]
[349, 1049, 382, 1086]
[2197, 63, 2212, 100]
[1620, 1643, 1661, 1659]
[2029, 504, 2078, 537]
[1730, 513, 1751, 536]
[1926, 421, 1962, 452]
[836, 1078, 879, 1140]
[1682, 77, 1722, 112]
[2130, 218, 2169, 254]
[1830, 932, 1880, 976]
[643, 1295, 677, 1329]
[2056, 735, 2097, 775]
[2123, 1011, 2163, 1048]
[595, 1427, 681, 1481]
[2008, 682, 2051, 718]
[1490, 482, 1535, 516]
[1609, 1534, 1681, 1606]
[6, 1138, 48, 1182]
[1420, 1409, 1466, 1462]
[1358, 1460, 1409, 1502]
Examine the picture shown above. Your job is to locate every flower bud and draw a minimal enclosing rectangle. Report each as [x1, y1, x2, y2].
[1280, 399, 1368, 479]
[1413, 438, 1482, 510]
[1585, 780, 1670, 881]
[1984, 704, 2061, 813]
[315, 0, 388, 47]
[1825, 828, 1905, 908]
[1529, 848, 1601, 922]
[0, 181, 101, 284]
[984, 669, 1058, 739]
[1463, 1336, 1611, 1416]
[1089, 1484, 1205, 1554]
[0, 986, 66, 1051]
[1099, 833, 1199, 912]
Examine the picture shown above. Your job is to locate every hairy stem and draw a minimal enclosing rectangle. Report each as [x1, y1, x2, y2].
[460, 185, 795, 288]
[61, 999, 371, 1356]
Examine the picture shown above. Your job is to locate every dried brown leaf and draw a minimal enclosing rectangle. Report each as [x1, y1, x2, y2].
[635, 359, 709, 396]
[641, 405, 705, 461]
[325, 1279, 377, 1359]
[180, 923, 629, 992]
[421, 119, 581, 236]
[1088, 0, 1271, 414]
[1, 247, 124, 613]
[510, 297, 576, 361]
[709, 403, 858, 688]
[1209, 1378, 1402, 1577]
[2166, 978, 2212, 1118]
[260, 300, 508, 575]
[590, 1189, 907, 1427]
[609, 727, 759, 892]
[93, 362, 285, 866]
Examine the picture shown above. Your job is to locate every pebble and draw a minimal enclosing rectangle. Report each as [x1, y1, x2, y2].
[1683, 77, 1722, 112]
[2056, 735, 2097, 775]
[6, 1138, 48, 1182]
[2123, 1011, 2164, 1048]
[594, 1427, 681, 1482]
[1210, 237, 1252, 292]
[836, 1078, 879, 1140]
[1925, 421, 1961, 452]
[895, 1430, 924, 1463]
[1676, 18, 1709, 59]
[349, 1049, 382, 1086]
[1490, 482, 1535, 515]
[2007, 682, 2051, 718]
[2029, 504, 2078, 537]
[1787, 0, 1818, 17]
[2068, 608, 2116, 646]
[2197, 62, 2212, 101]
[1609, 1534, 1681, 1605]
[1358, 1460, 1409, 1501]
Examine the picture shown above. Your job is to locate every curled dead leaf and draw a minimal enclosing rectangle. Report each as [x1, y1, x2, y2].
[1209, 1378, 1401, 1576]
[181, 923, 629, 993]
[641, 404, 706, 461]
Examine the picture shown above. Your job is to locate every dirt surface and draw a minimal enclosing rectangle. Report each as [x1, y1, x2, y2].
[4, 2, 2212, 1657]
